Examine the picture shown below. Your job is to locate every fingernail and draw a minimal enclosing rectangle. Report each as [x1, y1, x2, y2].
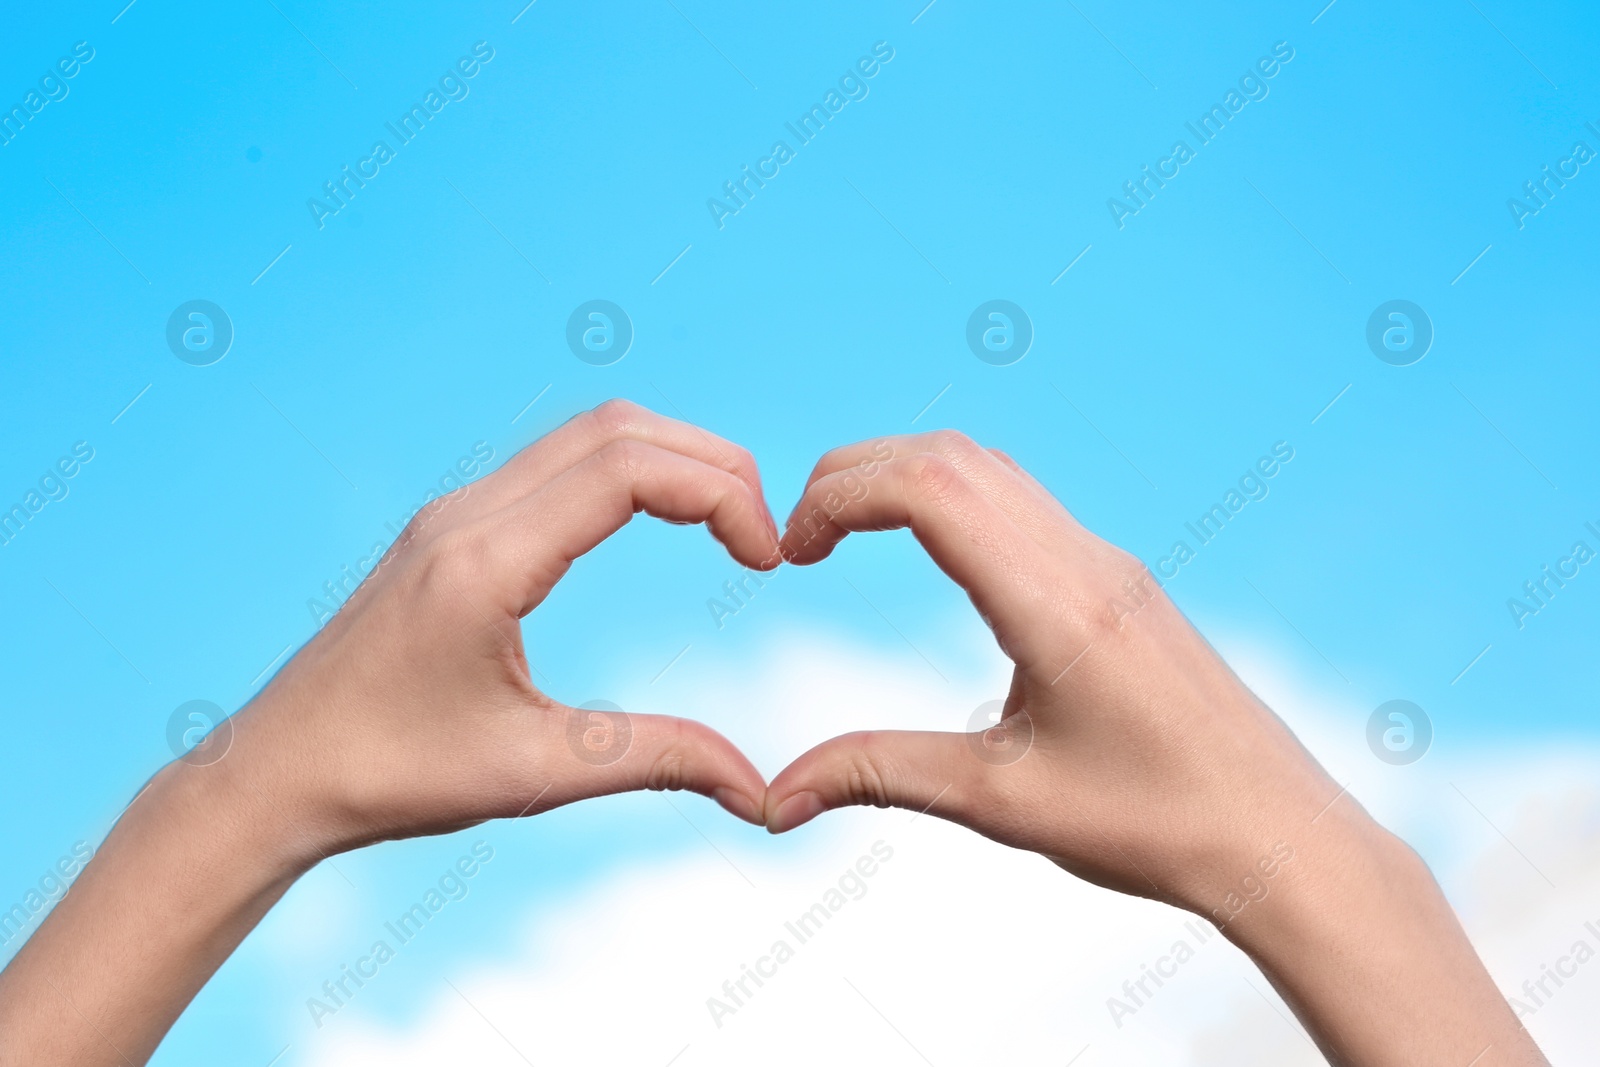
[767, 791, 827, 834]
[712, 786, 763, 826]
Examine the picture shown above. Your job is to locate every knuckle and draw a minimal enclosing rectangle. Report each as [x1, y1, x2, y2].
[647, 747, 689, 791]
[729, 445, 760, 483]
[929, 430, 983, 463]
[646, 720, 693, 791]
[416, 526, 489, 590]
[1076, 588, 1129, 641]
[1108, 546, 1153, 588]
[397, 489, 464, 547]
[432, 483, 474, 516]
[1103, 548, 1158, 604]
[590, 398, 645, 437]
[809, 445, 850, 482]
[1074, 554, 1163, 641]
[839, 738, 894, 808]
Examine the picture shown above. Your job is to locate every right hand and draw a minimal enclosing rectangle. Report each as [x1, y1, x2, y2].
[763, 429, 1547, 1067]
[763, 429, 1337, 909]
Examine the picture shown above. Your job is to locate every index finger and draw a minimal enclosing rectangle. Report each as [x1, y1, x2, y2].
[781, 451, 1066, 674]
[476, 439, 782, 617]
[444, 399, 776, 536]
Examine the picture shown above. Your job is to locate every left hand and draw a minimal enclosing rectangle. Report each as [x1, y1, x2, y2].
[0, 399, 782, 1067]
[230, 397, 782, 855]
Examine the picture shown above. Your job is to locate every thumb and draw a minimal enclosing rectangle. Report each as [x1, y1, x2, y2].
[551, 704, 769, 826]
[763, 729, 992, 834]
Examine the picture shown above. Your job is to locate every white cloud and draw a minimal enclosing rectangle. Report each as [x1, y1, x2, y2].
[296, 625, 1600, 1066]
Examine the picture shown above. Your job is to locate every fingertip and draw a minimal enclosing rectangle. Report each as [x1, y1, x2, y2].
[743, 475, 778, 543]
[733, 533, 783, 572]
[712, 785, 766, 826]
[766, 790, 827, 834]
[744, 483, 783, 567]
[776, 530, 832, 567]
[719, 495, 785, 572]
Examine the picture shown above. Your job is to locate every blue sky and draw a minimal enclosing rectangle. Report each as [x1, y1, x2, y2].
[2, 1, 1597, 1062]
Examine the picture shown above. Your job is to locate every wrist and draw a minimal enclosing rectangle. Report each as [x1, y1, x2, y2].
[1198, 805, 1409, 949]
[1184, 790, 1395, 940]
[1184, 808, 1543, 1065]
[154, 698, 337, 880]
[0, 730, 321, 1067]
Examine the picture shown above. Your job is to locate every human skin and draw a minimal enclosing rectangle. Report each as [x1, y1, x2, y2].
[763, 430, 1547, 1067]
[0, 401, 781, 1066]
[0, 409, 1546, 1065]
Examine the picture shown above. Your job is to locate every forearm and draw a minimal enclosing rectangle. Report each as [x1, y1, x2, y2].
[0, 754, 313, 1066]
[1214, 808, 1544, 1067]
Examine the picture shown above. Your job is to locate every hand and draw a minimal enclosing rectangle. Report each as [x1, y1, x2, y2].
[0, 399, 780, 1066]
[763, 430, 1547, 1067]
[229, 397, 778, 852]
[764, 429, 1330, 899]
